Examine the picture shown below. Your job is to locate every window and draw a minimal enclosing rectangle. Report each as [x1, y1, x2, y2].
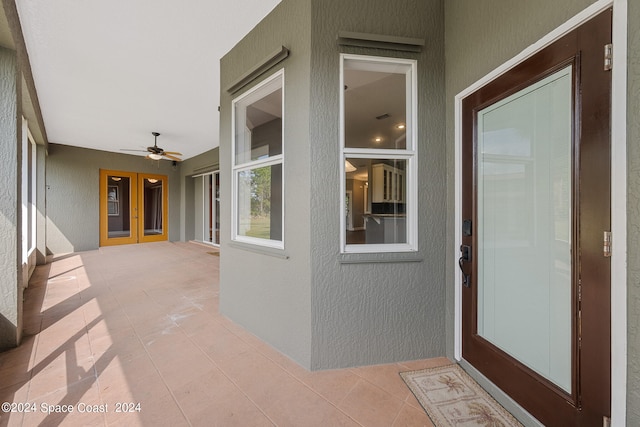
[21, 118, 37, 262]
[340, 55, 417, 253]
[232, 71, 284, 248]
[28, 128, 36, 255]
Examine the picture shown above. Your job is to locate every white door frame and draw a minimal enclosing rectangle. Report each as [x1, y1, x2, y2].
[194, 170, 221, 246]
[453, 0, 627, 424]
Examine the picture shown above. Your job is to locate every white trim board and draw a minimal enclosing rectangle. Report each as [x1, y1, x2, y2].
[453, 0, 627, 425]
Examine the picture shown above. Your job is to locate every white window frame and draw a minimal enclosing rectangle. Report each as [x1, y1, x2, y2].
[28, 127, 36, 256]
[231, 70, 285, 249]
[340, 54, 418, 253]
[21, 117, 37, 263]
[21, 117, 28, 263]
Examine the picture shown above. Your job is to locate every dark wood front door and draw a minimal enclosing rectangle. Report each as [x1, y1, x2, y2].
[460, 9, 611, 426]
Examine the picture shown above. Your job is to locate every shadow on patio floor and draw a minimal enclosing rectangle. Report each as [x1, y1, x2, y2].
[0, 241, 449, 426]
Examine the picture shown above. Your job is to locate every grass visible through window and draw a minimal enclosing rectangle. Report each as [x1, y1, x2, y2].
[241, 216, 271, 240]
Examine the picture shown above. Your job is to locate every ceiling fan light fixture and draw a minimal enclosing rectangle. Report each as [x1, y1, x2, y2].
[148, 153, 162, 160]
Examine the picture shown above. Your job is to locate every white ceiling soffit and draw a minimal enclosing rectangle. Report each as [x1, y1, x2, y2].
[16, 0, 281, 160]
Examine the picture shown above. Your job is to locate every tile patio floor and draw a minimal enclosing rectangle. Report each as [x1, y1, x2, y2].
[0, 242, 451, 426]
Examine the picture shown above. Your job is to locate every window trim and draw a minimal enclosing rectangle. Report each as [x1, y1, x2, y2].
[339, 54, 418, 254]
[231, 69, 285, 250]
[21, 117, 38, 262]
[28, 127, 36, 256]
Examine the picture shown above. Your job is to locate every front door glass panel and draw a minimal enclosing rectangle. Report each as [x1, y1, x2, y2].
[107, 175, 131, 238]
[476, 66, 572, 392]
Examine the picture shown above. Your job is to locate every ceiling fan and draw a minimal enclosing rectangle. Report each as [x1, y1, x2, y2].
[121, 132, 182, 162]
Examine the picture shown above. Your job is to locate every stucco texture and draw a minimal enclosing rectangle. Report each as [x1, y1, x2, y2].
[219, 0, 313, 368]
[626, 0, 640, 421]
[46, 144, 181, 254]
[220, 0, 447, 370]
[0, 47, 19, 349]
[309, 0, 446, 369]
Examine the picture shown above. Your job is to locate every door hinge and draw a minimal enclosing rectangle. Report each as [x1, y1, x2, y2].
[604, 231, 612, 257]
[577, 307, 582, 346]
[603, 415, 611, 427]
[578, 280, 582, 302]
[604, 43, 613, 71]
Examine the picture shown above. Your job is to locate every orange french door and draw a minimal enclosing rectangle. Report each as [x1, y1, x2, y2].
[100, 170, 138, 246]
[100, 169, 168, 246]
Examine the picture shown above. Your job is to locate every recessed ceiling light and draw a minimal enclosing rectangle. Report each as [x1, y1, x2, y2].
[396, 124, 405, 129]
[375, 137, 382, 143]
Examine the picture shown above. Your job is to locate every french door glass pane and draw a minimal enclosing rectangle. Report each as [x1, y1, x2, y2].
[143, 178, 163, 236]
[215, 173, 220, 244]
[205, 175, 214, 243]
[477, 66, 572, 392]
[204, 173, 220, 245]
[107, 175, 131, 238]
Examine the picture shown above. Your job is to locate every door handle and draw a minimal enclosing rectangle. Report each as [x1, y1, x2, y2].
[459, 244, 471, 288]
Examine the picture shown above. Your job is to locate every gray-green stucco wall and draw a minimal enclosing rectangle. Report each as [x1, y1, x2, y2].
[626, 0, 640, 422]
[444, 0, 639, 423]
[219, 0, 313, 368]
[0, 47, 21, 349]
[220, 0, 447, 370]
[309, 0, 446, 369]
[179, 147, 219, 243]
[46, 144, 181, 254]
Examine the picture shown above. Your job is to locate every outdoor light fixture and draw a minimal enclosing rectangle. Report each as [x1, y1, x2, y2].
[111, 177, 121, 182]
[147, 178, 159, 184]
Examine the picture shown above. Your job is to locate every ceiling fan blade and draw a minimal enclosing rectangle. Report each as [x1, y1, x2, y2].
[163, 153, 182, 162]
[163, 151, 182, 156]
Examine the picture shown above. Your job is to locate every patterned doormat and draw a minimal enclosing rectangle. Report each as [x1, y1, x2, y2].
[400, 364, 523, 427]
